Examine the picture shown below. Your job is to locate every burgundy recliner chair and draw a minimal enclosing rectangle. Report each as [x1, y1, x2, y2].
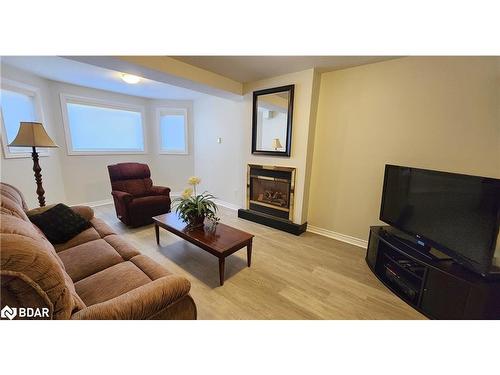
[108, 163, 171, 227]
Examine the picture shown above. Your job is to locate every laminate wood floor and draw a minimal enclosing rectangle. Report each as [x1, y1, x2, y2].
[94, 205, 425, 320]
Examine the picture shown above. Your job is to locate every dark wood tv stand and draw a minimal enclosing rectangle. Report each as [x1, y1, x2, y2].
[366, 226, 500, 319]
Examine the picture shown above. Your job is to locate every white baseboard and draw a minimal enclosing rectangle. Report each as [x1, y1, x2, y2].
[214, 199, 241, 211]
[212, 199, 367, 250]
[76, 198, 113, 208]
[171, 193, 240, 211]
[77, 196, 367, 250]
[79, 192, 182, 207]
[307, 225, 368, 249]
[76, 195, 240, 212]
[211, 198, 368, 249]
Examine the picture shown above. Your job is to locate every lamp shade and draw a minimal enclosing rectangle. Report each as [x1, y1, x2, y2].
[8, 122, 58, 148]
[272, 138, 283, 150]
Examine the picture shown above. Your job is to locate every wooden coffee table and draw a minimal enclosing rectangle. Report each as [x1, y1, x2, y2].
[153, 213, 254, 286]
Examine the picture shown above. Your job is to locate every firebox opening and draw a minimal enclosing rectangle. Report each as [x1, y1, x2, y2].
[250, 176, 290, 212]
[246, 164, 295, 222]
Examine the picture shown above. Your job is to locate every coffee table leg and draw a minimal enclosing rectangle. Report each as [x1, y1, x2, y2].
[247, 240, 252, 267]
[219, 257, 225, 286]
[155, 223, 160, 245]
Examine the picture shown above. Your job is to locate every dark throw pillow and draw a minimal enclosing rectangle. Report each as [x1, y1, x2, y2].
[29, 203, 91, 244]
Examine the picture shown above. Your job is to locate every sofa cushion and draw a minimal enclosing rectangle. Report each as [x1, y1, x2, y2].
[108, 163, 153, 196]
[114, 179, 153, 197]
[91, 217, 116, 238]
[0, 230, 80, 319]
[108, 162, 153, 197]
[57, 239, 123, 282]
[71, 275, 193, 320]
[54, 227, 101, 253]
[130, 255, 172, 280]
[104, 234, 141, 260]
[0, 214, 66, 270]
[29, 203, 91, 244]
[1, 212, 50, 242]
[0, 195, 30, 222]
[75, 261, 152, 306]
[108, 162, 151, 181]
[129, 195, 170, 215]
[1, 182, 194, 320]
[70, 206, 95, 221]
[0, 182, 29, 212]
[124, 195, 171, 227]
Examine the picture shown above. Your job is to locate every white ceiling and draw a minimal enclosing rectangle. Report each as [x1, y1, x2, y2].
[173, 56, 400, 83]
[1, 56, 401, 100]
[0, 56, 203, 100]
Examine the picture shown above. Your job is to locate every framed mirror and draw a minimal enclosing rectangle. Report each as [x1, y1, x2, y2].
[252, 84, 294, 157]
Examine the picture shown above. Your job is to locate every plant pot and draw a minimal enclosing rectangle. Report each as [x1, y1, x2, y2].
[188, 214, 205, 228]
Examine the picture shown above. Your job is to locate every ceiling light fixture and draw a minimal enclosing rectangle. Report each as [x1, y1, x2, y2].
[121, 73, 141, 84]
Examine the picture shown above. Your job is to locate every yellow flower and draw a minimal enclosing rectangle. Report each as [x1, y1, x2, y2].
[188, 176, 201, 186]
[181, 188, 193, 199]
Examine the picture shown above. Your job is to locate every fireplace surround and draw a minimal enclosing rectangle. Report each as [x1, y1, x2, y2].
[238, 164, 307, 235]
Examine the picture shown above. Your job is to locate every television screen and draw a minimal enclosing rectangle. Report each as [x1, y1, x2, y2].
[380, 165, 500, 275]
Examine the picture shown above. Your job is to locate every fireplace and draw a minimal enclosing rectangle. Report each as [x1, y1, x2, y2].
[238, 164, 306, 235]
[248, 165, 294, 220]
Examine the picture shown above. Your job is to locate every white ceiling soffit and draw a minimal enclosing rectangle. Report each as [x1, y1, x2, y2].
[0, 56, 203, 100]
[64, 56, 243, 101]
[172, 56, 401, 83]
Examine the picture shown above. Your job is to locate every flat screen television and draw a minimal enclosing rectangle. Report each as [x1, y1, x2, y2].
[380, 165, 500, 276]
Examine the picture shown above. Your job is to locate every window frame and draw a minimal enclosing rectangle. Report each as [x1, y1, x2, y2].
[60, 93, 147, 156]
[0, 79, 49, 159]
[156, 107, 189, 155]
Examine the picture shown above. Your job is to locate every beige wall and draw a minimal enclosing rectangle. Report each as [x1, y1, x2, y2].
[48, 81, 195, 205]
[7, 56, 496, 239]
[118, 56, 243, 97]
[192, 69, 320, 224]
[193, 95, 246, 206]
[148, 98, 195, 195]
[1, 65, 195, 206]
[0, 64, 67, 208]
[308, 56, 500, 242]
[46, 81, 151, 205]
[2, 63, 321, 224]
[244, 69, 319, 224]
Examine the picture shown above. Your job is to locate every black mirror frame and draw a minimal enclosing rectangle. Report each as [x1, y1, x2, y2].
[251, 84, 294, 157]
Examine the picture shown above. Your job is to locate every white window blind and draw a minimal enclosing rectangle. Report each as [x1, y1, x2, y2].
[62, 95, 145, 154]
[159, 108, 188, 154]
[1, 88, 38, 155]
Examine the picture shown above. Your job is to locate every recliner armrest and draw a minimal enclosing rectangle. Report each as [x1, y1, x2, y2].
[111, 190, 134, 203]
[71, 275, 191, 320]
[150, 186, 171, 196]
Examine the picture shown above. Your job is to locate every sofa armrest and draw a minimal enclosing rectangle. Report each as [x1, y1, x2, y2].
[150, 186, 171, 196]
[111, 190, 134, 204]
[70, 275, 191, 320]
[70, 205, 95, 221]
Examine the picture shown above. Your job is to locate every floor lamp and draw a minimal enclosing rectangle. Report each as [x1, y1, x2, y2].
[8, 122, 58, 207]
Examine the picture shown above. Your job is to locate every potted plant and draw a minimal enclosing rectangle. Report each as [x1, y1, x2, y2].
[173, 176, 220, 230]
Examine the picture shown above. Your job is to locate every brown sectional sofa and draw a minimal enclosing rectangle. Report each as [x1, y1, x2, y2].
[0, 183, 196, 320]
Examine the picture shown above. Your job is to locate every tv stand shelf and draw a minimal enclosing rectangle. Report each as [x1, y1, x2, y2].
[366, 226, 500, 319]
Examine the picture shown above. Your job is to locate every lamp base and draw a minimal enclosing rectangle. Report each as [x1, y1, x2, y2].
[32, 146, 46, 207]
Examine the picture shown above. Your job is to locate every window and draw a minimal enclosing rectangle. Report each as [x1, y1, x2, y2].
[158, 108, 188, 154]
[61, 94, 145, 155]
[0, 80, 46, 158]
